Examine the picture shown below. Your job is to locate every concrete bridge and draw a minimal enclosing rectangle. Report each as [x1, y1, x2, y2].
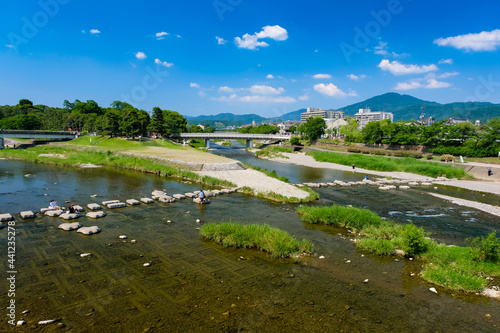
[0, 130, 79, 149]
[179, 132, 291, 148]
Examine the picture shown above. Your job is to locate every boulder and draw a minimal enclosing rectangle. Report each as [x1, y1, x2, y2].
[87, 203, 101, 210]
[102, 200, 120, 206]
[421, 182, 433, 186]
[77, 226, 101, 235]
[126, 199, 140, 206]
[86, 211, 106, 219]
[58, 222, 82, 231]
[184, 192, 197, 198]
[60, 213, 80, 220]
[107, 202, 126, 209]
[152, 195, 160, 200]
[20, 211, 35, 219]
[40, 207, 52, 213]
[172, 194, 186, 200]
[408, 182, 419, 186]
[140, 197, 154, 204]
[340, 183, 352, 187]
[152, 190, 166, 196]
[399, 185, 410, 190]
[158, 196, 176, 203]
[0, 213, 14, 222]
[73, 205, 84, 212]
[45, 210, 63, 217]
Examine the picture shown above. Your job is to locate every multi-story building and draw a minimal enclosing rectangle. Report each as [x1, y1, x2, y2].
[354, 108, 393, 129]
[301, 108, 345, 122]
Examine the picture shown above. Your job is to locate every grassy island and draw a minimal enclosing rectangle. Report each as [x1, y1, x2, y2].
[307, 150, 470, 179]
[297, 204, 500, 292]
[200, 222, 314, 258]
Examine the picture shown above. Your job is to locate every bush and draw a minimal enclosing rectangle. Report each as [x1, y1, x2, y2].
[467, 232, 500, 261]
[425, 153, 433, 160]
[290, 136, 300, 145]
[402, 224, 428, 256]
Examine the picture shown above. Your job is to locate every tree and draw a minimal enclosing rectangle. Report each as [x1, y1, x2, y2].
[340, 118, 361, 142]
[17, 114, 42, 130]
[190, 124, 204, 133]
[120, 109, 141, 139]
[164, 110, 188, 138]
[298, 116, 326, 142]
[148, 107, 165, 136]
[98, 109, 121, 137]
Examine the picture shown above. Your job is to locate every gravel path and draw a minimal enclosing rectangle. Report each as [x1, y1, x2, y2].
[428, 193, 500, 217]
[196, 169, 310, 199]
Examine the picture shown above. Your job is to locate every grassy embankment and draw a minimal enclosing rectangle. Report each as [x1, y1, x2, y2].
[200, 222, 314, 258]
[255, 146, 293, 159]
[307, 150, 470, 179]
[297, 204, 500, 292]
[0, 136, 235, 188]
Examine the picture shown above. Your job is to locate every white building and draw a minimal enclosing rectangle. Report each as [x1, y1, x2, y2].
[301, 108, 345, 122]
[354, 108, 393, 129]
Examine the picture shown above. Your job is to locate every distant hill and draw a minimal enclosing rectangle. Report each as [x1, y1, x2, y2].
[281, 109, 305, 121]
[186, 113, 266, 128]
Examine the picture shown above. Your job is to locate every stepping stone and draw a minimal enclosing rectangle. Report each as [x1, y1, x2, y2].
[408, 182, 419, 186]
[172, 194, 186, 200]
[326, 182, 337, 186]
[0, 213, 14, 222]
[86, 211, 106, 219]
[87, 203, 101, 210]
[340, 183, 352, 187]
[40, 207, 52, 213]
[126, 199, 140, 206]
[77, 226, 101, 235]
[158, 196, 176, 203]
[140, 197, 154, 204]
[212, 190, 224, 195]
[73, 205, 84, 212]
[421, 182, 433, 186]
[319, 183, 328, 187]
[152, 190, 166, 196]
[303, 183, 320, 188]
[58, 222, 82, 231]
[399, 185, 410, 190]
[60, 213, 80, 220]
[102, 200, 120, 206]
[221, 189, 234, 194]
[107, 202, 126, 209]
[20, 211, 35, 219]
[45, 210, 63, 217]
[184, 192, 197, 198]
[204, 191, 215, 197]
[152, 195, 160, 200]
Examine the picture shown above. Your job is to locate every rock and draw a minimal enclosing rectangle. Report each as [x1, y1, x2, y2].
[60, 213, 80, 220]
[119, 235, 127, 239]
[143, 263, 151, 267]
[340, 183, 352, 187]
[421, 182, 433, 186]
[346, 260, 351, 263]
[364, 279, 369, 283]
[126, 199, 140, 206]
[152, 190, 166, 196]
[80, 253, 91, 257]
[73, 205, 84, 212]
[196, 219, 201, 223]
[326, 182, 337, 186]
[58, 222, 82, 231]
[204, 191, 215, 197]
[38, 320, 55, 325]
[77, 226, 101, 235]
[399, 185, 410, 190]
[16, 320, 26, 326]
[221, 189, 234, 194]
[152, 195, 160, 200]
[140, 198, 154, 204]
[20, 211, 36, 219]
[86, 211, 106, 219]
[90, 194, 97, 197]
[45, 210, 63, 217]
[429, 287, 438, 294]
[395, 249, 405, 256]
[303, 182, 320, 188]
[319, 255, 325, 259]
[0, 213, 14, 222]
[87, 203, 101, 210]
[131, 239, 137, 243]
[408, 182, 419, 186]
[434, 187, 438, 190]
[40, 207, 51, 213]
[173, 194, 186, 200]
[107, 202, 126, 209]
[167, 220, 172, 223]
[184, 192, 197, 198]
[102, 200, 120, 206]
[158, 196, 176, 203]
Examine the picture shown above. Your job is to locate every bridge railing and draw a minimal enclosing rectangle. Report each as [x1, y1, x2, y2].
[0, 130, 78, 136]
[179, 132, 292, 140]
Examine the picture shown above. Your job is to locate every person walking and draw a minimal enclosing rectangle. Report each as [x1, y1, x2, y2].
[488, 167, 493, 176]
[352, 164, 355, 174]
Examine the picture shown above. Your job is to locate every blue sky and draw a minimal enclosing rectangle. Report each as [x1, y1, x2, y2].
[1, 0, 500, 118]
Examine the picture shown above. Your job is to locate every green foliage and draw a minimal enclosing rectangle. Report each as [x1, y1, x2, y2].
[297, 205, 384, 230]
[340, 118, 361, 142]
[298, 116, 326, 142]
[289, 136, 300, 145]
[200, 222, 314, 258]
[467, 232, 500, 261]
[402, 224, 428, 256]
[239, 124, 279, 134]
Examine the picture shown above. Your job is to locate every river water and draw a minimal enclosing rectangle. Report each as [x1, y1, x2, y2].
[0, 150, 499, 332]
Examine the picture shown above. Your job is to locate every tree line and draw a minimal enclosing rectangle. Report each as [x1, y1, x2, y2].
[0, 99, 213, 139]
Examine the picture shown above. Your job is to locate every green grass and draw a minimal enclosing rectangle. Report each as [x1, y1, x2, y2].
[255, 146, 293, 158]
[296, 204, 500, 292]
[200, 222, 314, 258]
[0, 145, 235, 188]
[67, 136, 184, 150]
[242, 162, 290, 183]
[307, 150, 470, 179]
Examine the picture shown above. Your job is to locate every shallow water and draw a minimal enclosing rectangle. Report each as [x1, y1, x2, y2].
[0, 159, 499, 332]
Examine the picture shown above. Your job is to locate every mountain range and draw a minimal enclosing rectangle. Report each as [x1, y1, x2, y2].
[185, 93, 500, 126]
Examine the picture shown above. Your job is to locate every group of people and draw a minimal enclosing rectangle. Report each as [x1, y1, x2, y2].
[49, 200, 77, 213]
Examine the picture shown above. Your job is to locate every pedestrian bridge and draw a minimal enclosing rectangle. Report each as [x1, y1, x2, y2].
[179, 132, 291, 148]
[0, 130, 79, 149]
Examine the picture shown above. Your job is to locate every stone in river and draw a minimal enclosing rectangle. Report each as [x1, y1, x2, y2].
[77, 226, 101, 235]
[0, 213, 14, 222]
[87, 203, 101, 210]
[126, 199, 140, 205]
[60, 213, 80, 220]
[45, 210, 63, 217]
[173, 194, 186, 200]
[20, 211, 36, 219]
[86, 211, 106, 219]
[107, 202, 126, 209]
[102, 200, 120, 206]
[58, 222, 82, 231]
[140, 197, 154, 204]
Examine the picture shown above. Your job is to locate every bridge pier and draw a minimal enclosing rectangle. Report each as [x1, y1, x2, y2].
[205, 139, 210, 148]
[246, 139, 253, 148]
[0, 138, 3, 149]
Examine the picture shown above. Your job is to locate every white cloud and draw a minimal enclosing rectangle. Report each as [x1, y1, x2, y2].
[439, 58, 453, 65]
[313, 83, 348, 97]
[5, 44, 14, 48]
[299, 95, 309, 101]
[176, 34, 182, 38]
[313, 74, 332, 79]
[190, 83, 200, 88]
[347, 74, 367, 80]
[394, 81, 423, 90]
[378, 59, 438, 75]
[81, 30, 86, 33]
[394, 78, 451, 90]
[213, 94, 295, 103]
[425, 79, 451, 89]
[314, 49, 318, 53]
[234, 25, 288, 50]
[135, 52, 147, 60]
[198, 91, 206, 97]
[374, 41, 389, 55]
[266, 74, 275, 79]
[154, 58, 174, 67]
[90, 29, 100, 35]
[249, 85, 284, 95]
[219, 86, 238, 93]
[437, 72, 459, 79]
[156, 31, 169, 40]
[434, 29, 500, 51]
[216, 36, 227, 45]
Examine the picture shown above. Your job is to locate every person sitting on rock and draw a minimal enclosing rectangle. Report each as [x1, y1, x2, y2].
[67, 204, 76, 214]
[49, 200, 60, 210]
[198, 190, 207, 204]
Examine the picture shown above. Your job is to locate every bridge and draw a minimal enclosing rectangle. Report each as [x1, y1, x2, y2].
[0, 130, 79, 149]
[179, 132, 291, 148]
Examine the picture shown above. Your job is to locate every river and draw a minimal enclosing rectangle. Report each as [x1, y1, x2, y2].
[0, 152, 499, 332]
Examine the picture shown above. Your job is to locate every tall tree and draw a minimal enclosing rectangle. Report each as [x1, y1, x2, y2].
[163, 110, 188, 138]
[120, 109, 141, 139]
[298, 116, 326, 142]
[148, 107, 165, 136]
